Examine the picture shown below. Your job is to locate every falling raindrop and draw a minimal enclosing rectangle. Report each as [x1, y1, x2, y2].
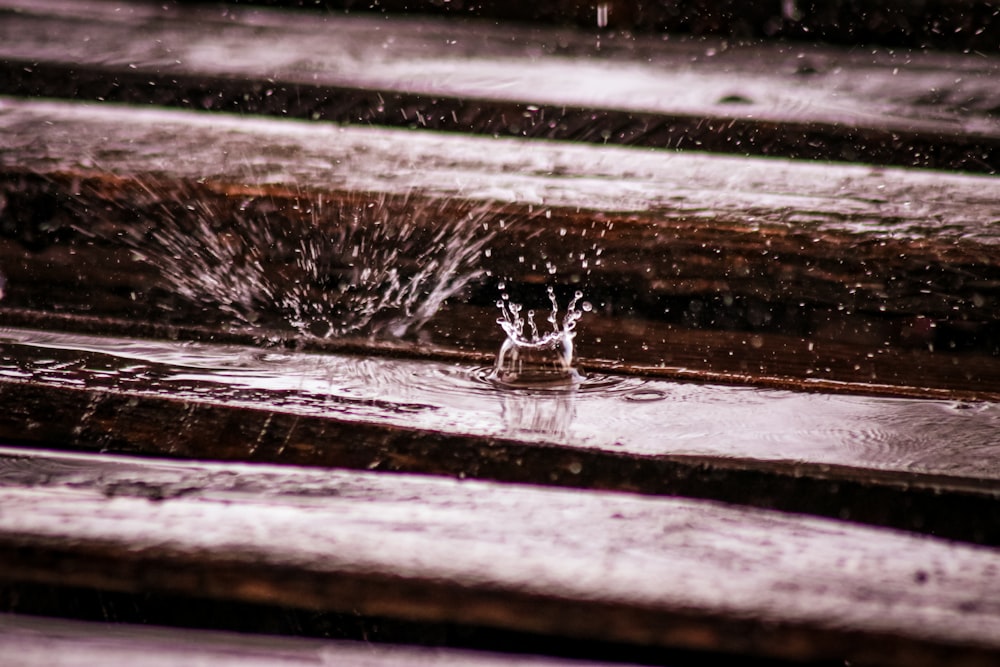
[596, 2, 610, 28]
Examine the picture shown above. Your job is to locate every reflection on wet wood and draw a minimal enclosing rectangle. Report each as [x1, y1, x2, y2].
[5, 302, 1000, 403]
[1, 446, 999, 667]
[1, 97, 998, 394]
[0, 341, 997, 546]
[1, 0, 998, 170]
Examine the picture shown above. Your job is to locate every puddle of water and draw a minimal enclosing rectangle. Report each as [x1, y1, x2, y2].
[1, 326, 998, 479]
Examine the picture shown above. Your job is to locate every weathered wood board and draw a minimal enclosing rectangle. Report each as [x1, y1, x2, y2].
[1, 0, 998, 170]
[3, 98, 998, 243]
[1, 326, 998, 545]
[2, 97, 998, 395]
[0, 613, 628, 667]
[0, 446, 998, 667]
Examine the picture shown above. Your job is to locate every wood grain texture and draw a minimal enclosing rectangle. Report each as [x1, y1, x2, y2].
[2, 98, 997, 244]
[0, 446, 998, 666]
[0, 613, 625, 667]
[1, 0, 997, 170]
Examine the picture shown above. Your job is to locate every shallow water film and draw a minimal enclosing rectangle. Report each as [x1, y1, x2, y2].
[2, 327, 997, 481]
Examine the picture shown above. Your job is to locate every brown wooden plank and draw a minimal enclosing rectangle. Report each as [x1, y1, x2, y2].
[2, 99, 997, 243]
[0, 326, 998, 545]
[1, 0, 997, 171]
[1, 98, 998, 396]
[0, 446, 999, 666]
[0, 613, 626, 667]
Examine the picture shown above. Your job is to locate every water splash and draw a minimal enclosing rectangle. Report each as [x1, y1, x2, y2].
[270, 195, 497, 339]
[78, 184, 498, 339]
[490, 285, 590, 386]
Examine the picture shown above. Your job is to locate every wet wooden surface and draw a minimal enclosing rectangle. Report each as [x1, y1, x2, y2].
[1, 446, 999, 667]
[0, 329, 998, 546]
[2, 98, 999, 396]
[0, 613, 628, 667]
[1, 0, 998, 171]
[2, 1, 999, 661]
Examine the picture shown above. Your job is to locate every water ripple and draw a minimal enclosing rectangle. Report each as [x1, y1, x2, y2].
[2, 327, 999, 479]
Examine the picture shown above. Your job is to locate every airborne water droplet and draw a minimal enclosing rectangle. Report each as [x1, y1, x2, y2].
[79, 191, 500, 340]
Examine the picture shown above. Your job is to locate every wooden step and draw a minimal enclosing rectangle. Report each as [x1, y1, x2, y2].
[2, 98, 998, 396]
[0, 446, 998, 667]
[1, 0, 997, 171]
[1, 327, 997, 545]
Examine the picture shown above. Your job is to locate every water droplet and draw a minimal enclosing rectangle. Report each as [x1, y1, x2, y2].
[596, 2, 609, 28]
[79, 192, 500, 340]
[490, 285, 588, 387]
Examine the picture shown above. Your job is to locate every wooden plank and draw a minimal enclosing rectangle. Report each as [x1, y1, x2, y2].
[8, 302, 1000, 404]
[0, 326, 998, 545]
[225, 0, 1000, 52]
[0, 446, 999, 666]
[2, 98, 999, 396]
[0, 613, 621, 667]
[2, 99, 997, 243]
[1, 0, 998, 171]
